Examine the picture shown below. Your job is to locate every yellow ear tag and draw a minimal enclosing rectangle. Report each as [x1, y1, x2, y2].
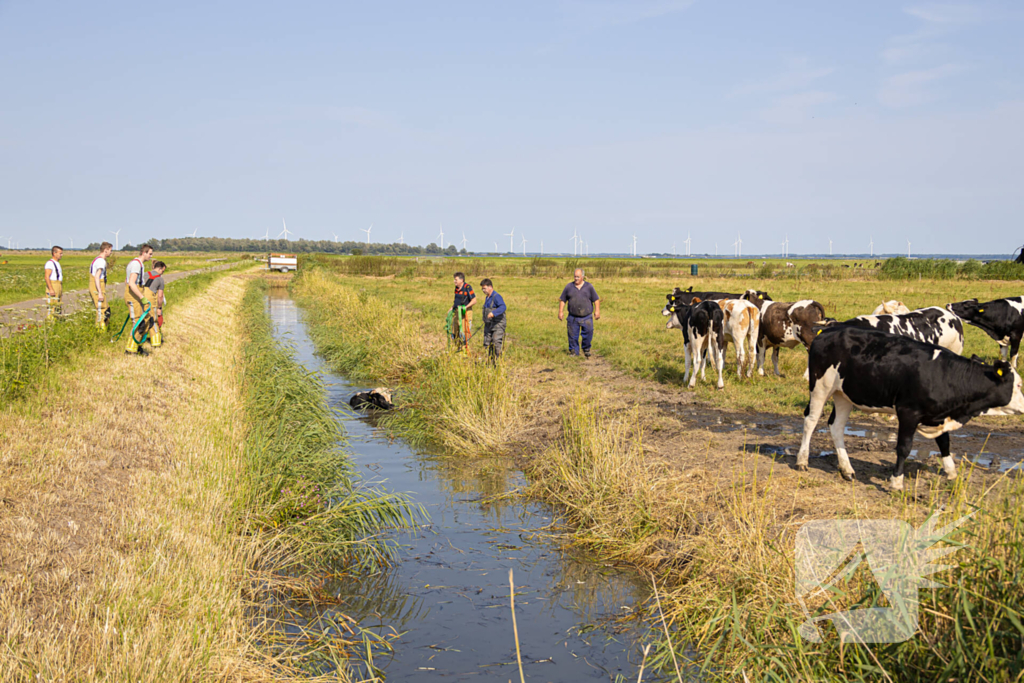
[998, 368, 1003, 376]
[979, 308, 984, 312]
[816, 329, 822, 335]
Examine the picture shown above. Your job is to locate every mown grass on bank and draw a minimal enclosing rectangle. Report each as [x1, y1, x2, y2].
[292, 268, 526, 453]
[0, 262, 250, 405]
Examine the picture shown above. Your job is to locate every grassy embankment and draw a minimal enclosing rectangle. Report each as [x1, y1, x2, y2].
[295, 257, 1024, 681]
[0, 271, 416, 679]
[0, 250, 249, 306]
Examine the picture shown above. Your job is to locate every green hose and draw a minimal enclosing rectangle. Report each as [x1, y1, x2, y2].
[445, 305, 467, 348]
[113, 302, 152, 344]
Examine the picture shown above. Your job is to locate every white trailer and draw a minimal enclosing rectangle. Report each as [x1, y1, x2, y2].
[268, 253, 298, 272]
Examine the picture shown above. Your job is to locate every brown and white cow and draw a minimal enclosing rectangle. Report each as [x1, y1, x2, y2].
[741, 290, 827, 377]
[719, 299, 761, 379]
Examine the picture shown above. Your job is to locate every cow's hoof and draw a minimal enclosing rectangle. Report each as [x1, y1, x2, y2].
[796, 464, 808, 472]
[716, 384, 724, 391]
[840, 471, 855, 482]
[944, 473, 958, 482]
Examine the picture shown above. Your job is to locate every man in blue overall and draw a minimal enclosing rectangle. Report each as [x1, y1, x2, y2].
[480, 278, 506, 363]
[557, 268, 600, 358]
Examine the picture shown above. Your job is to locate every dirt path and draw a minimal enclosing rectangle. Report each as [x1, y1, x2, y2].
[519, 350, 1023, 524]
[0, 261, 240, 337]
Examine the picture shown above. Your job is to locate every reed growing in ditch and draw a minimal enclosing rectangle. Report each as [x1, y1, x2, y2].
[239, 279, 419, 571]
[292, 268, 526, 454]
[526, 400, 660, 550]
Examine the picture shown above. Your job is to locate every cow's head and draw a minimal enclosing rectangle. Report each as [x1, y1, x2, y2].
[742, 289, 770, 308]
[664, 292, 691, 329]
[982, 363, 1024, 416]
[947, 298, 981, 321]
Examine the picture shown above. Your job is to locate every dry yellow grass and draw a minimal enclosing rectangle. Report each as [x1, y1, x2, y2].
[0, 275, 319, 681]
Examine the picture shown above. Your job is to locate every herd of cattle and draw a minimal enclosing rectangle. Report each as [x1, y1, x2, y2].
[662, 287, 1024, 490]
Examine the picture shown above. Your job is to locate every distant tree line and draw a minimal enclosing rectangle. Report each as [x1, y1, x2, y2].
[84, 236, 467, 256]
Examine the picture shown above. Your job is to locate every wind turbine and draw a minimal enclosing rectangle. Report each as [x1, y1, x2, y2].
[571, 228, 579, 257]
[520, 234, 527, 257]
[733, 233, 742, 258]
[493, 241, 498, 252]
[672, 242, 676, 257]
[907, 239, 911, 258]
[189, 227, 199, 238]
[631, 234, 637, 257]
[585, 241, 589, 256]
[398, 232, 405, 245]
[460, 233, 468, 251]
[828, 237, 833, 257]
[504, 227, 515, 253]
[262, 227, 270, 241]
[362, 224, 373, 247]
[69, 237, 73, 249]
[869, 236, 874, 257]
[110, 229, 121, 251]
[278, 219, 292, 240]
[684, 233, 692, 257]
[332, 232, 339, 243]
[540, 239, 543, 255]
[437, 224, 445, 249]
[715, 242, 718, 257]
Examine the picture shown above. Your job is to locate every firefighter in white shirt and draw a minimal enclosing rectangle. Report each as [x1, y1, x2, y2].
[89, 242, 113, 329]
[44, 246, 64, 319]
[124, 244, 154, 355]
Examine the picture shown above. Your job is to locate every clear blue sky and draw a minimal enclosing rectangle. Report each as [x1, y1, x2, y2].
[1, 1, 1022, 255]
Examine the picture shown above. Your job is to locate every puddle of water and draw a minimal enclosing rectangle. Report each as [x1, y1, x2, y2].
[267, 294, 663, 681]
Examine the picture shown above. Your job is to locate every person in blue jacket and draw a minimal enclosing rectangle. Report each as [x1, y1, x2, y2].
[480, 278, 506, 362]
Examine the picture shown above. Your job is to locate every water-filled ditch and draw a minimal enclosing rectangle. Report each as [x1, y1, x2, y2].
[268, 293, 666, 681]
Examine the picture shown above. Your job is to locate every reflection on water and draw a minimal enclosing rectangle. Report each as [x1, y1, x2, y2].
[267, 293, 663, 681]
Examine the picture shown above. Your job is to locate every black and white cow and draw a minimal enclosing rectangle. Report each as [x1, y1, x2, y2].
[947, 297, 1024, 367]
[350, 388, 394, 410]
[822, 307, 964, 355]
[668, 286, 742, 306]
[662, 296, 726, 387]
[797, 326, 1024, 490]
[741, 290, 827, 376]
[687, 300, 726, 389]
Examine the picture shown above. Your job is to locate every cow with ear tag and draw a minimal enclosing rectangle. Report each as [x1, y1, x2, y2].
[797, 326, 1024, 491]
[663, 291, 699, 384]
[947, 297, 1024, 368]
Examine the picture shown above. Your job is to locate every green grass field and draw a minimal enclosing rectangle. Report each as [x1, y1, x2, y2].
[304, 254, 1023, 415]
[0, 250, 250, 306]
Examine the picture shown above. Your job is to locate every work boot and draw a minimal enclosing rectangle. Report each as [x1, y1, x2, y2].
[584, 350, 591, 359]
[125, 335, 139, 354]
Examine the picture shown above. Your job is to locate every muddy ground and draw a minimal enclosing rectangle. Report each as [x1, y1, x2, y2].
[517, 353, 1024, 510]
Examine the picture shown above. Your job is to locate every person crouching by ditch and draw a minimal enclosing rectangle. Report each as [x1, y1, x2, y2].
[143, 261, 167, 347]
[124, 244, 154, 356]
[89, 241, 113, 329]
[557, 268, 600, 358]
[480, 278, 506, 363]
[452, 272, 476, 355]
[44, 245, 64, 319]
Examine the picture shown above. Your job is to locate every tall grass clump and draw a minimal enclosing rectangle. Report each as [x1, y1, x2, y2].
[879, 256, 1024, 281]
[526, 400, 659, 549]
[239, 279, 419, 571]
[292, 267, 526, 454]
[377, 351, 525, 453]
